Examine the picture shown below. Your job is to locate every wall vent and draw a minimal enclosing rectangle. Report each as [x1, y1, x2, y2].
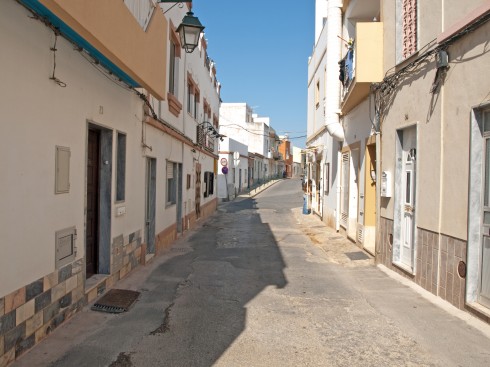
[55, 226, 77, 269]
[357, 224, 364, 244]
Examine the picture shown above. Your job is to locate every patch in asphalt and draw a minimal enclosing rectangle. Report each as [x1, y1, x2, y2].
[109, 352, 133, 367]
[150, 302, 174, 335]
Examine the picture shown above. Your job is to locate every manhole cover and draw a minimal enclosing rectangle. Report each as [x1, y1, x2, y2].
[344, 251, 370, 261]
[91, 289, 140, 313]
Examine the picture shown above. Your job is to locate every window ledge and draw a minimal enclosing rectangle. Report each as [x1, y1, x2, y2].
[167, 93, 182, 117]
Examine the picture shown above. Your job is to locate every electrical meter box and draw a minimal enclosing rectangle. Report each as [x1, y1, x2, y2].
[381, 171, 392, 197]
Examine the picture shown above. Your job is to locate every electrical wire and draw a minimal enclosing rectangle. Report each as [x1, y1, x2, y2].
[49, 31, 66, 87]
[372, 11, 490, 128]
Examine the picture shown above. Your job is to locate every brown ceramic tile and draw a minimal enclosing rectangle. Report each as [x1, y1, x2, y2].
[439, 285, 446, 299]
[15, 299, 35, 326]
[51, 282, 66, 302]
[0, 347, 15, 367]
[447, 237, 455, 258]
[43, 271, 59, 291]
[34, 323, 50, 344]
[5, 288, 26, 314]
[441, 235, 448, 253]
[66, 276, 78, 294]
[446, 273, 454, 302]
[26, 312, 43, 337]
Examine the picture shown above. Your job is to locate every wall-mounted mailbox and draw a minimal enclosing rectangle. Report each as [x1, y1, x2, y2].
[381, 171, 392, 197]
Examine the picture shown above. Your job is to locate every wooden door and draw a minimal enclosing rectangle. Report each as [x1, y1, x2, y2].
[86, 129, 100, 277]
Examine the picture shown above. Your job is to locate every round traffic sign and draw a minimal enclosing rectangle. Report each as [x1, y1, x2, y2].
[221, 166, 228, 174]
[220, 158, 228, 166]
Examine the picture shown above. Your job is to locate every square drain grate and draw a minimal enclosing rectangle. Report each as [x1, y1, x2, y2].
[344, 251, 370, 261]
[91, 289, 140, 313]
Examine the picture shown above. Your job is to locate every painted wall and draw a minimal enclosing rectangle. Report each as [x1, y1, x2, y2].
[0, 1, 146, 296]
[40, 0, 168, 99]
[380, 0, 490, 241]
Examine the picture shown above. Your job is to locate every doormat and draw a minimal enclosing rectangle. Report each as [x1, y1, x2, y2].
[91, 289, 140, 313]
[344, 251, 371, 261]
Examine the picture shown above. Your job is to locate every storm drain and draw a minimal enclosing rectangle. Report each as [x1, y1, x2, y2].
[91, 289, 140, 313]
[344, 251, 371, 261]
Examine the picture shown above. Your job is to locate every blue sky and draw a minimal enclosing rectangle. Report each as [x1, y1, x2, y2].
[192, 0, 315, 148]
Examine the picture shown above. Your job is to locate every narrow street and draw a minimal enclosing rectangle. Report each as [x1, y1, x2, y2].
[13, 179, 490, 367]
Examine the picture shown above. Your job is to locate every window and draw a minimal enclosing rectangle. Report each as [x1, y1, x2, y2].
[203, 172, 214, 198]
[116, 132, 126, 202]
[166, 161, 177, 205]
[124, 0, 155, 31]
[315, 80, 320, 108]
[169, 40, 176, 95]
[187, 84, 193, 114]
[187, 174, 191, 190]
[194, 92, 200, 119]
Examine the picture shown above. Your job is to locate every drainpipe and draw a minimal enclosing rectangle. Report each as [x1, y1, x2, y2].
[336, 141, 342, 231]
[325, 0, 345, 141]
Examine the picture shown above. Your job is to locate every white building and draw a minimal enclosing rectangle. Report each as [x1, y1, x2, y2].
[218, 138, 249, 200]
[0, 1, 220, 363]
[307, 0, 380, 254]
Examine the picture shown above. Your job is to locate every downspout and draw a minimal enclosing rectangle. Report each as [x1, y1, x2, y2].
[336, 141, 342, 231]
[326, 0, 344, 231]
[325, 0, 345, 141]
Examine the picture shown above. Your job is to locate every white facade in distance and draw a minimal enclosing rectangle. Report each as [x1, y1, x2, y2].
[218, 137, 248, 200]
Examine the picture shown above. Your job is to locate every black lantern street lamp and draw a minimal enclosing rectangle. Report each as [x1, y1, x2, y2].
[176, 11, 205, 53]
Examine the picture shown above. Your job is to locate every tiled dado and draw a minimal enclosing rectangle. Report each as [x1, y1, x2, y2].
[0, 260, 85, 367]
[377, 217, 467, 311]
[0, 229, 143, 367]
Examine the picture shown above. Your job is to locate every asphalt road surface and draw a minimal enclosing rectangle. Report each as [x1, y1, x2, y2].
[13, 179, 490, 367]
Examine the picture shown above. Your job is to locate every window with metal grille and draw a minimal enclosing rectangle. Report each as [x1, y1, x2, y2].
[166, 161, 177, 205]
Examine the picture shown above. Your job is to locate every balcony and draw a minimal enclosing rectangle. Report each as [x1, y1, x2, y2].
[20, 0, 168, 100]
[340, 22, 383, 114]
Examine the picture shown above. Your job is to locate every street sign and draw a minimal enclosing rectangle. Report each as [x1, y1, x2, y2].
[221, 166, 228, 174]
[220, 157, 228, 166]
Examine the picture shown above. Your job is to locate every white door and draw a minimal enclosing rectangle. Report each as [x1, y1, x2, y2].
[401, 127, 417, 268]
[479, 132, 490, 307]
[348, 149, 359, 239]
[340, 152, 350, 227]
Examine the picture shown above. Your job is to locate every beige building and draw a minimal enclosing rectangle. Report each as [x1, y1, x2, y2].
[376, 1, 490, 319]
[0, 1, 220, 364]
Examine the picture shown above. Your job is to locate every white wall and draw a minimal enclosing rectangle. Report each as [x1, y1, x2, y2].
[0, 1, 146, 296]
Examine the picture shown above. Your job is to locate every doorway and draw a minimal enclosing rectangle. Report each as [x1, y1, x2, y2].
[394, 126, 417, 270]
[145, 157, 156, 254]
[85, 125, 112, 277]
[86, 129, 100, 277]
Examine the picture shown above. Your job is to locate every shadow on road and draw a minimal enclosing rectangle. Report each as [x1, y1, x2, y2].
[129, 196, 288, 366]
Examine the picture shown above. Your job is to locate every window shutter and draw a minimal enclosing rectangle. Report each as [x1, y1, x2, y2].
[167, 161, 174, 179]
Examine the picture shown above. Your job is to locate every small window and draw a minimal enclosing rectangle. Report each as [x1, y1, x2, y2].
[166, 161, 177, 205]
[55, 146, 70, 194]
[187, 174, 191, 190]
[116, 132, 126, 202]
[169, 40, 176, 95]
[203, 172, 214, 198]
